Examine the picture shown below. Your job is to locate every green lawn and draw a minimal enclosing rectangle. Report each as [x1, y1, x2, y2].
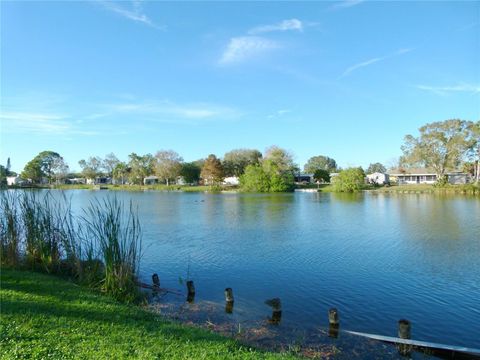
[0, 269, 296, 359]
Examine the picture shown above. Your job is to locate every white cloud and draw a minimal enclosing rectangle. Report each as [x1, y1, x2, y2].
[99, 0, 164, 29]
[248, 19, 303, 35]
[330, 0, 364, 10]
[219, 36, 280, 65]
[415, 83, 480, 96]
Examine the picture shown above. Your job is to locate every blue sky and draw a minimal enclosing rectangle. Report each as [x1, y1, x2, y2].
[1, 0, 479, 173]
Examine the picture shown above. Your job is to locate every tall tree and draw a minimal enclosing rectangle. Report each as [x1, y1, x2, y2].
[102, 153, 120, 178]
[400, 119, 477, 183]
[366, 162, 386, 174]
[21, 151, 62, 183]
[264, 146, 298, 174]
[200, 154, 224, 186]
[6, 158, 11, 175]
[223, 149, 262, 177]
[470, 121, 480, 183]
[78, 156, 102, 180]
[52, 157, 69, 184]
[21, 158, 43, 183]
[313, 169, 330, 183]
[127, 153, 155, 185]
[303, 155, 337, 173]
[180, 162, 201, 184]
[154, 150, 183, 185]
[112, 162, 129, 184]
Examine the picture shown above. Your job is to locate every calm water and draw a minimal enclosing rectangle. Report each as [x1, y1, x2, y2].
[55, 191, 480, 348]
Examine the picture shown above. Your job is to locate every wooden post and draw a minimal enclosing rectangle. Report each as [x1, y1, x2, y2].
[225, 288, 234, 314]
[328, 308, 339, 338]
[328, 308, 339, 326]
[265, 298, 282, 325]
[398, 319, 412, 356]
[224, 288, 234, 302]
[186, 280, 195, 303]
[152, 273, 160, 288]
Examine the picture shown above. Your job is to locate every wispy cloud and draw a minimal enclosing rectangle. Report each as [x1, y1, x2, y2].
[0, 111, 99, 135]
[340, 48, 413, 78]
[330, 0, 364, 10]
[219, 36, 280, 65]
[415, 83, 480, 96]
[104, 100, 240, 123]
[248, 19, 303, 35]
[99, 0, 164, 29]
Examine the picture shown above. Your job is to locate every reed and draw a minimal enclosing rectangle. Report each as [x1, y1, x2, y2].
[83, 197, 142, 302]
[0, 190, 143, 303]
[0, 191, 21, 266]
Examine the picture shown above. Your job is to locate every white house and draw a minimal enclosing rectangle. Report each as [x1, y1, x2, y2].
[6, 175, 22, 186]
[223, 176, 240, 186]
[388, 168, 470, 185]
[366, 172, 390, 185]
[143, 176, 159, 185]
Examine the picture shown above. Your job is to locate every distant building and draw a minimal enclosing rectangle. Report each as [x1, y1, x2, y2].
[143, 176, 159, 185]
[223, 176, 240, 186]
[6, 175, 22, 186]
[67, 178, 86, 184]
[294, 174, 314, 184]
[388, 168, 470, 185]
[366, 172, 390, 185]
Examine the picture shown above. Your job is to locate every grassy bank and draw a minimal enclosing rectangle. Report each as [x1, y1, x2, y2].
[371, 183, 479, 195]
[0, 269, 295, 359]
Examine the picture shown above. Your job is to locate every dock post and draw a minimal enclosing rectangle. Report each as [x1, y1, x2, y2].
[225, 288, 234, 313]
[152, 273, 160, 292]
[398, 319, 412, 356]
[186, 280, 195, 303]
[328, 308, 340, 338]
[265, 298, 282, 324]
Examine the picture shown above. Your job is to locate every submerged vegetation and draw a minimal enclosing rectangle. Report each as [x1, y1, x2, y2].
[0, 191, 142, 302]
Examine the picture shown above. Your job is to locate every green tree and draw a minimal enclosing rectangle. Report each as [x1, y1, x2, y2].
[200, 154, 224, 186]
[52, 157, 69, 184]
[304, 155, 337, 173]
[366, 162, 386, 174]
[469, 121, 480, 183]
[313, 169, 330, 183]
[113, 162, 129, 184]
[102, 153, 120, 178]
[21, 158, 43, 183]
[264, 146, 297, 173]
[0, 165, 7, 186]
[240, 164, 270, 192]
[401, 119, 477, 184]
[240, 160, 294, 192]
[127, 153, 154, 185]
[223, 149, 262, 177]
[154, 150, 183, 185]
[6, 158, 11, 176]
[79, 157, 102, 180]
[180, 162, 201, 184]
[333, 167, 365, 192]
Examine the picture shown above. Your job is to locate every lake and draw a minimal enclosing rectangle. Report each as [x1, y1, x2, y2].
[55, 190, 480, 350]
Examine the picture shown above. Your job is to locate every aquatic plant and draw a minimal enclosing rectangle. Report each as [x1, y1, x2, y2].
[83, 197, 142, 302]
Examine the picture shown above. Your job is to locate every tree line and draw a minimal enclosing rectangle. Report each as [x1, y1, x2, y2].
[4, 119, 479, 191]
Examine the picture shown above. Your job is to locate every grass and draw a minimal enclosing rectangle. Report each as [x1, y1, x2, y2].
[0, 268, 296, 360]
[372, 183, 480, 194]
